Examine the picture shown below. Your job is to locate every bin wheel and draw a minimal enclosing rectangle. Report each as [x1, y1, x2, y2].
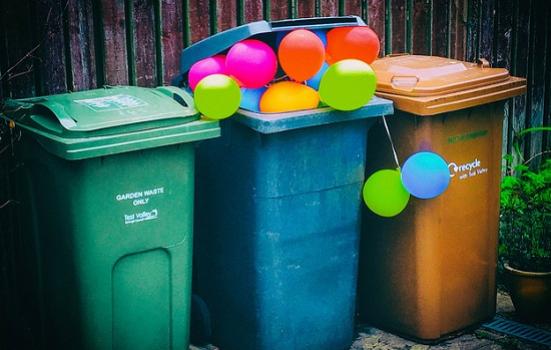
[190, 294, 212, 346]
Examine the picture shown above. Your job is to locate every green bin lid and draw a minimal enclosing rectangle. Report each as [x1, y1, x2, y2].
[1, 86, 220, 160]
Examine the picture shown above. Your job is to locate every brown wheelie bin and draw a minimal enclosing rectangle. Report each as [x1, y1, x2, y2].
[358, 54, 526, 341]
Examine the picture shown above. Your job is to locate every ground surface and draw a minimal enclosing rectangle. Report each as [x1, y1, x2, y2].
[190, 291, 550, 350]
[351, 291, 550, 350]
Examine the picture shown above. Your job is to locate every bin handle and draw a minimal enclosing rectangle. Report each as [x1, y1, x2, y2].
[156, 86, 195, 109]
[270, 16, 366, 30]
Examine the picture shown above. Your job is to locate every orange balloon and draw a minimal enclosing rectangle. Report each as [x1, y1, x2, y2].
[259, 81, 319, 113]
[326, 26, 380, 64]
[278, 29, 325, 82]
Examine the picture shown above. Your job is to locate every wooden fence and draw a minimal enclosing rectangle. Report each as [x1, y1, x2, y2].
[0, 0, 549, 156]
[0, 0, 550, 347]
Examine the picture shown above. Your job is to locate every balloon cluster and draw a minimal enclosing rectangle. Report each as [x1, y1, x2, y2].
[363, 151, 451, 217]
[188, 26, 381, 119]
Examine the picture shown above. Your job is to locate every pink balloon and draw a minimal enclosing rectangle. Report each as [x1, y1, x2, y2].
[226, 39, 277, 88]
[188, 55, 226, 90]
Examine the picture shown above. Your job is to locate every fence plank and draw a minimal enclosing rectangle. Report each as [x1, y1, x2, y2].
[270, 0, 289, 20]
[0, 0, 36, 98]
[526, 0, 549, 167]
[243, 0, 264, 22]
[545, 4, 551, 153]
[368, 0, 385, 56]
[494, 0, 514, 157]
[161, 0, 183, 85]
[411, 0, 431, 55]
[35, 0, 67, 95]
[449, 0, 467, 60]
[67, 0, 97, 91]
[101, 0, 129, 85]
[344, 0, 362, 16]
[298, 0, 316, 17]
[131, 0, 157, 87]
[478, 0, 495, 62]
[189, 0, 211, 43]
[216, 0, 238, 32]
[465, 0, 479, 61]
[320, 0, 338, 16]
[511, 0, 531, 162]
[391, 0, 407, 53]
[431, 0, 448, 57]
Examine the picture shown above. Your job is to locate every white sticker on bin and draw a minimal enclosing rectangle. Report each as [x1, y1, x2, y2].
[75, 94, 148, 112]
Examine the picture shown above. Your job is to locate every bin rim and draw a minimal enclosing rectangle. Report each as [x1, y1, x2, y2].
[231, 96, 394, 134]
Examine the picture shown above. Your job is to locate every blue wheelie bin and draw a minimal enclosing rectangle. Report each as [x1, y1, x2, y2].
[174, 17, 394, 350]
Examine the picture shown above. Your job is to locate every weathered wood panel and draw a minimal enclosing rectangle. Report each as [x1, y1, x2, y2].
[100, 0, 129, 85]
[298, 0, 316, 18]
[526, 0, 548, 166]
[320, 0, 338, 16]
[368, 0, 386, 55]
[188, 0, 211, 42]
[449, 0, 466, 60]
[511, 0, 531, 162]
[242, 0, 264, 22]
[130, 0, 158, 86]
[161, 0, 184, 84]
[66, 0, 97, 91]
[411, 0, 431, 55]
[432, 0, 449, 57]
[216, 0, 238, 32]
[35, 0, 67, 95]
[391, 0, 407, 53]
[0, 0, 37, 98]
[270, 0, 289, 20]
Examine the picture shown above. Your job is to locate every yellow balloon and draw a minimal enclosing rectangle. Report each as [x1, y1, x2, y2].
[259, 81, 319, 113]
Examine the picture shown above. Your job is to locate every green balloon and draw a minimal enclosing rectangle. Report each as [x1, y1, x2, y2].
[194, 74, 241, 119]
[363, 169, 410, 217]
[319, 59, 377, 111]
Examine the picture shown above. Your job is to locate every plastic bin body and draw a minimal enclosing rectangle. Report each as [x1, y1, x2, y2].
[2, 86, 220, 349]
[358, 55, 527, 341]
[194, 100, 393, 350]
[173, 17, 393, 350]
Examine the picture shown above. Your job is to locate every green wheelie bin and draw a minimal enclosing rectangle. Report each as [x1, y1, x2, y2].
[1, 86, 219, 349]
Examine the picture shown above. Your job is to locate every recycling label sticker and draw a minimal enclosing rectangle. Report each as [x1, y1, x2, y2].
[75, 94, 148, 112]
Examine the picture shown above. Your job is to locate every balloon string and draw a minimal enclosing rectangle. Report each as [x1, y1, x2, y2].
[382, 116, 401, 170]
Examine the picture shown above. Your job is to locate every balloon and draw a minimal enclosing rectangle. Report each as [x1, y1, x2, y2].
[326, 26, 380, 64]
[363, 169, 410, 217]
[401, 152, 451, 199]
[226, 39, 277, 88]
[319, 59, 377, 111]
[240, 87, 267, 113]
[188, 55, 226, 91]
[305, 62, 329, 90]
[194, 74, 241, 120]
[276, 29, 327, 48]
[278, 29, 325, 82]
[259, 81, 319, 113]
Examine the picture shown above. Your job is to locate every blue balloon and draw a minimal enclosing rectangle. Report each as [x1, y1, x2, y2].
[312, 29, 327, 46]
[240, 87, 267, 113]
[305, 62, 329, 90]
[401, 151, 451, 199]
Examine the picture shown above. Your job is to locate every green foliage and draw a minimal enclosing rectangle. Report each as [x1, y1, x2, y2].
[499, 158, 551, 272]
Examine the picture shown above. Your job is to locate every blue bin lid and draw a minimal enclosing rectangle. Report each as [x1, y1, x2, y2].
[175, 16, 366, 84]
[172, 16, 394, 133]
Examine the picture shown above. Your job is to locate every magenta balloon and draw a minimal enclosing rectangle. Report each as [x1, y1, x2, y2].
[188, 55, 226, 91]
[226, 39, 278, 88]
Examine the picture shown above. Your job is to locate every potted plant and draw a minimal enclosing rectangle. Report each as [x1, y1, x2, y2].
[499, 128, 551, 322]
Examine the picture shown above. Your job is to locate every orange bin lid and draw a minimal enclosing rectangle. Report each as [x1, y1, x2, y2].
[371, 54, 527, 116]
